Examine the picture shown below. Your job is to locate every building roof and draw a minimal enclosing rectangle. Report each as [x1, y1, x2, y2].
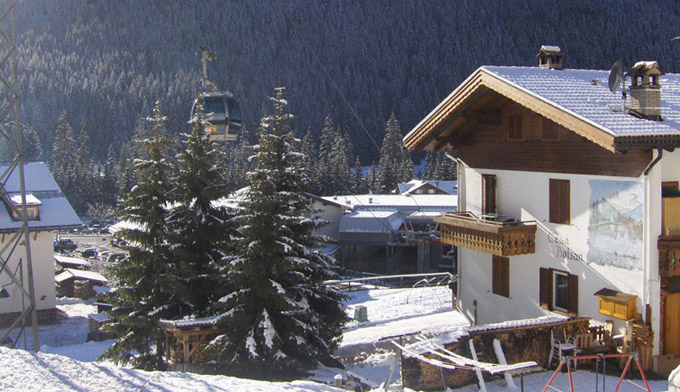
[0, 162, 81, 232]
[405, 65, 680, 152]
[339, 210, 403, 234]
[397, 180, 458, 195]
[55, 268, 108, 284]
[54, 254, 91, 268]
[323, 194, 457, 213]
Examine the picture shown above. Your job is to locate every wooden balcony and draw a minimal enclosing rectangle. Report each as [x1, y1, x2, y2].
[658, 236, 680, 278]
[435, 212, 537, 256]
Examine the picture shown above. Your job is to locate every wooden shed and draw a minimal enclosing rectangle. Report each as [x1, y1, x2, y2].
[159, 316, 227, 366]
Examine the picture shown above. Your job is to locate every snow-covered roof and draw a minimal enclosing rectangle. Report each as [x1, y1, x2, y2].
[339, 210, 403, 234]
[54, 254, 91, 268]
[405, 65, 680, 150]
[159, 315, 222, 329]
[0, 162, 81, 232]
[481, 65, 680, 140]
[324, 194, 457, 213]
[398, 180, 458, 195]
[55, 268, 108, 284]
[9, 193, 41, 206]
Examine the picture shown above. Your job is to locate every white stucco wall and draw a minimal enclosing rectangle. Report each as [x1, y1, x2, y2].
[457, 162, 666, 342]
[0, 231, 56, 315]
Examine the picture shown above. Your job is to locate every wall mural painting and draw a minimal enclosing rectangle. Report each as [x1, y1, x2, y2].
[587, 180, 643, 270]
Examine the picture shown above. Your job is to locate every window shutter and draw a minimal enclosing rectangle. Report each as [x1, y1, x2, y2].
[492, 256, 509, 298]
[482, 174, 497, 215]
[559, 181, 570, 225]
[539, 268, 552, 309]
[567, 273, 578, 315]
[549, 179, 570, 224]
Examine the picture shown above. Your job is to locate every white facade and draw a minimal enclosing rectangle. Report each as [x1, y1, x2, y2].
[0, 231, 56, 316]
[457, 149, 679, 358]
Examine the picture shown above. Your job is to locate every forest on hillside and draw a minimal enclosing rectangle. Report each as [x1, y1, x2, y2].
[9, 0, 680, 164]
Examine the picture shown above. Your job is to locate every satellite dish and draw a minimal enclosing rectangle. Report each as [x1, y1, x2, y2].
[608, 60, 625, 93]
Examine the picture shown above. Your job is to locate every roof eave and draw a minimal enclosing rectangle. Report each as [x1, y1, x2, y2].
[405, 67, 618, 153]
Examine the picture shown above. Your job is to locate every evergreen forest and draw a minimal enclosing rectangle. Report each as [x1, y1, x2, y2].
[7, 0, 680, 210]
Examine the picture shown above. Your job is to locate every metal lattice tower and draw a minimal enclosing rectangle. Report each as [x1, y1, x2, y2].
[0, 0, 40, 352]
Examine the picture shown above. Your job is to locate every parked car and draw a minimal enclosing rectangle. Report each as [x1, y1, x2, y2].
[54, 238, 77, 253]
[107, 253, 127, 263]
[80, 248, 97, 259]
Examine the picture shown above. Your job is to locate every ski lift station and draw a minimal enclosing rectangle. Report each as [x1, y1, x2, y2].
[322, 184, 458, 275]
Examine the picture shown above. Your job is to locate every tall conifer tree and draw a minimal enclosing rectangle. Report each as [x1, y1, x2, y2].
[165, 98, 234, 315]
[102, 102, 179, 370]
[211, 88, 347, 379]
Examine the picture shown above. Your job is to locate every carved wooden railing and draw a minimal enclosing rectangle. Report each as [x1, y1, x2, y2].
[658, 236, 680, 278]
[435, 212, 537, 256]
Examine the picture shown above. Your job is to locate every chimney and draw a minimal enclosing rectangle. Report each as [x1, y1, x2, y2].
[537, 45, 564, 70]
[626, 61, 664, 121]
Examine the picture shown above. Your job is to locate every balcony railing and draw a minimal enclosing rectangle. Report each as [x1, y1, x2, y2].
[435, 212, 537, 256]
[658, 236, 680, 278]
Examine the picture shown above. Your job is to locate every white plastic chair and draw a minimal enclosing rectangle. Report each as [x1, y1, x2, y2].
[548, 328, 576, 368]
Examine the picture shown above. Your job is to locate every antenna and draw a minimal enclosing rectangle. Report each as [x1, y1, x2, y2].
[608, 60, 625, 93]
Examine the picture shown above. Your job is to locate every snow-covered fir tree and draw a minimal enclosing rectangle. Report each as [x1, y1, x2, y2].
[376, 113, 413, 193]
[210, 87, 347, 379]
[102, 102, 180, 370]
[165, 98, 235, 315]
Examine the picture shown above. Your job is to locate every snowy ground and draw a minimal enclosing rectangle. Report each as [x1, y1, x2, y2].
[0, 286, 673, 391]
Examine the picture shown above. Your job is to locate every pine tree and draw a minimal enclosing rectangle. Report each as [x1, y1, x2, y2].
[116, 142, 135, 196]
[376, 113, 412, 193]
[351, 156, 366, 194]
[211, 88, 347, 379]
[51, 113, 78, 206]
[102, 102, 179, 370]
[165, 98, 235, 315]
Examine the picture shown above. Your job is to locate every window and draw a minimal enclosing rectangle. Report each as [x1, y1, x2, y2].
[549, 179, 570, 224]
[492, 255, 509, 298]
[508, 115, 523, 141]
[542, 118, 560, 141]
[540, 268, 578, 315]
[481, 174, 497, 215]
[663, 181, 679, 197]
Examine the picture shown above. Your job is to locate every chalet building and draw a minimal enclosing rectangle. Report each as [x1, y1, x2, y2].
[0, 162, 81, 325]
[404, 47, 680, 372]
[396, 180, 458, 195]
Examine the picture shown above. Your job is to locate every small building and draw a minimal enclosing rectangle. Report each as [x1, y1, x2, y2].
[55, 268, 108, 299]
[0, 162, 81, 326]
[159, 316, 227, 369]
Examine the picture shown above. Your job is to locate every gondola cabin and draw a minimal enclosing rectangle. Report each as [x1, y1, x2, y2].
[191, 92, 242, 141]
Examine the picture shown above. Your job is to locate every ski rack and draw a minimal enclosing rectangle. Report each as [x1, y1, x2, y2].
[542, 352, 652, 392]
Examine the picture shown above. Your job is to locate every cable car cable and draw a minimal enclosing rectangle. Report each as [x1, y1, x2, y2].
[278, 3, 381, 155]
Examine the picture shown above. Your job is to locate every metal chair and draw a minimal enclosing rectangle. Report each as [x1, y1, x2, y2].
[548, 328, 576, 368]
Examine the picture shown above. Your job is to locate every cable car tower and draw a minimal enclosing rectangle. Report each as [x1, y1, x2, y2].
[0, 0, 41, 352]
[191, 47, 242, 142]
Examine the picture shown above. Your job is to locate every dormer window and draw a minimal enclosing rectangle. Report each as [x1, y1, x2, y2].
[7, 193, 41, 221]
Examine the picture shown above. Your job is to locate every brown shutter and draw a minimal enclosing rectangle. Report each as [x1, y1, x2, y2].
[567, 273, 578, 315]
[482, 174, 497, 215]
[539, 268, 552, 309]
[549, 179, 570, 224]
[560, 181, 570, 225]
[492, 256, 509, 298]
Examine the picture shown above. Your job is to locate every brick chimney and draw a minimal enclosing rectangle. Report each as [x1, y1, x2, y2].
[537, 45, 564, 70]
[626, 61, 664, 121]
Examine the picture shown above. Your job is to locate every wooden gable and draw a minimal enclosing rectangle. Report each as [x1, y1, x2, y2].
[404, 69, 652, 177]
